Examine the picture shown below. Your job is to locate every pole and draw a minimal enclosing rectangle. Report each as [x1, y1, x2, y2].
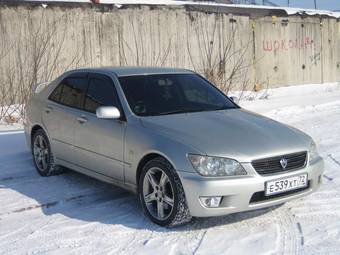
[314, 0, 317, 9]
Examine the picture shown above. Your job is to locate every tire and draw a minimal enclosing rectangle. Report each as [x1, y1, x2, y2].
[31, 129, 64, 177]
[138, 157, 192, 227]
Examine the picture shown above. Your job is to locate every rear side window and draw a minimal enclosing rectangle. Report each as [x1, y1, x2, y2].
[49, 77, 88, 109]
[59, 78, 88, 109]
[84, 78, 117, 113]
[49, 83, 63, 102]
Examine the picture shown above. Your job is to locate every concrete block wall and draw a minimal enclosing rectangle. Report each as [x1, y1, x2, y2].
[0, 3, 339, 96]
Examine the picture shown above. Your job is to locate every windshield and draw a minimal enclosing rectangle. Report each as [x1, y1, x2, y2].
[119, 73, 237, 117]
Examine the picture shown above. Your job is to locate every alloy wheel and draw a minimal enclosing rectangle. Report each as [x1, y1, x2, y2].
[142, 167, 175, 221]
[33, 135, 50, 172]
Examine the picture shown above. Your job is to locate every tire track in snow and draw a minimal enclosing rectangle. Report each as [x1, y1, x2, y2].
[296, 222, 304, 246]
[0, 174, 38, 184]
[328, 154, 340, 166]
[0, 155, 32, 165]
[323, 175, 333, 181]
[0, 189, 130, 217]
[289, 189, 340, 254]
[193, 230, 207, 255]
[273, 206, 299, 254]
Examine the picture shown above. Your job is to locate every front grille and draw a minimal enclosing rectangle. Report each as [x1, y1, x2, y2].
[249, 181, 310, 204]
[252, 151, 307, 175]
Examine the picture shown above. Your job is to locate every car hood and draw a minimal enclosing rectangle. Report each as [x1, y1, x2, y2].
[140, 109, 311, 162]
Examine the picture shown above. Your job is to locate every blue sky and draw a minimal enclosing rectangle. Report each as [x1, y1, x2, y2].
[256, 0, 340, 10]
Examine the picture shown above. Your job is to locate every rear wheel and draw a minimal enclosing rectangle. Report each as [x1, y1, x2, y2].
[31, 129, 64, 176]
[139, 157, 192, 227]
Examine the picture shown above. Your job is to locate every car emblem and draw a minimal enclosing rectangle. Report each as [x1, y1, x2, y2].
[280, 158, 288, 169]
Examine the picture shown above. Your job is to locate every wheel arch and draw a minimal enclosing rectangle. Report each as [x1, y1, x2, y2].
[136, 151, 192, 226]
[136, 152, 175, 187]
[30, 124, 49, 145]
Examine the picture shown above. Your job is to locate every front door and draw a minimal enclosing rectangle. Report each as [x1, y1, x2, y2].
[73, 73, 126, 181]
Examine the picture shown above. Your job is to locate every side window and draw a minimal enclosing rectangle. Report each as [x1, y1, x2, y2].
[119, 76, 147, 115]
[59, 78, 88, 109]
[84, 77, 117, 113]
[49, 83, 63, 103]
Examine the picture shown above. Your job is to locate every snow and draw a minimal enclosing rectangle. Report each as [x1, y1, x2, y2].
[23, 0, 340, 19]
[1, 82, 340, 254]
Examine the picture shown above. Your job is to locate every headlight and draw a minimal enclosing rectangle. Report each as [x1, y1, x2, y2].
[309, 141, 319, 162]
[188, 154, 247, 177]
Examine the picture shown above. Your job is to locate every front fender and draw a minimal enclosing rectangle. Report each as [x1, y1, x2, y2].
[124, 121, 204, 187]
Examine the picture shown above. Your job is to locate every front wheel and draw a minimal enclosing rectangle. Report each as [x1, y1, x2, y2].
[139, 157, 192, 227]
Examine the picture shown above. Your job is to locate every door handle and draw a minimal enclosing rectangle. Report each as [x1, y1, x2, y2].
[77, 116, 88, 124]
[44, 106, 53, 113]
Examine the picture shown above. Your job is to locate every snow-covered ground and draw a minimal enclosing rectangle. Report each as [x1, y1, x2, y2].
[0, 82, 340, 254]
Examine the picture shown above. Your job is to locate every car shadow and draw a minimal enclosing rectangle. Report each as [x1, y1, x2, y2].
[0, 132, 283, 233]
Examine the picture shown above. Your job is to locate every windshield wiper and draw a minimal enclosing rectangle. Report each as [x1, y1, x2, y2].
[214, 106, 236, 111]
[157, 108, 208, 116]
[156, 106, 234, 116]
[157, 109, 188, 116]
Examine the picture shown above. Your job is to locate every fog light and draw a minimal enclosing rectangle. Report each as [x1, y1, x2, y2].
[200, 196, 222, 208]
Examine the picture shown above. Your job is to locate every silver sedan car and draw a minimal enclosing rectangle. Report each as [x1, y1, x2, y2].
[25, 67, 324, 226]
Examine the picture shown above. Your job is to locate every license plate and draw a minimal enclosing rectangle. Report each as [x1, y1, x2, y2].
[265, 174, 308, 196]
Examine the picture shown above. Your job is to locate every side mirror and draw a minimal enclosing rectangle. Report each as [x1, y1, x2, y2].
[96, 106, 121, 120]
[229, 96, 239, 104]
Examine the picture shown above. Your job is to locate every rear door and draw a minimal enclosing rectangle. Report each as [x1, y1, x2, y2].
[42, 73, 88, 163]
[73, 73, 126, 181]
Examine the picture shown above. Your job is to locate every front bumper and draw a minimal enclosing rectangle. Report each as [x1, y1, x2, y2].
[178, 157, 324, 217]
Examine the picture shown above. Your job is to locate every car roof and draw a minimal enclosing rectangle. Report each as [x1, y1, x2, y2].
[67, 66, 194, 77]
